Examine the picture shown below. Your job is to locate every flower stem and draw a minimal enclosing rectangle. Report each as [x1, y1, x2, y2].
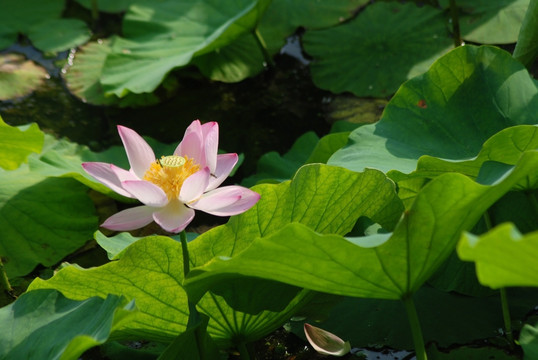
[0, 257, 13, 295]
[500, 288, 514, 344]
[253, 28, 275, 68]
[180, 231, 207, 358]
[402, 295, 427, 360]
[449, 0, 462, 47]
[237, 342, 252, 360]
[180, 231, 190, 277]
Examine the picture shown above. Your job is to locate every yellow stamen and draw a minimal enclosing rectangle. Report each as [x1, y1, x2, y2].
[143, 155, 200, 200]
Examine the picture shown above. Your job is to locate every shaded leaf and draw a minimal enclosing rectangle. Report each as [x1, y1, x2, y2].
[303, 2, 453, 97]
[520, 321, 538, 360]
[0, 117, 44, 170]
[0, 289, 135, 360]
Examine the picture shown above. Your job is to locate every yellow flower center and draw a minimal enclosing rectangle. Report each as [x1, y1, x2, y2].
[143, 155, 200, 200]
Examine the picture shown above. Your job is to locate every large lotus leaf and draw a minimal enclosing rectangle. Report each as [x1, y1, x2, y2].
[185, 151, 538, 301]
[28, 134, 177, 201]
[458, 223, 538, 288]
[28, 18, 91, 53]
[100, 0, 271, 96]
[441, 0, 529, 44]
[329, 45, 538, 174]
[0, 166, 97, 278]
[513, 0, 538, 69]
[302, 2, 453, 97]
[0, 117, 43, 170]
[0, 54, 49, 101]
[288, 286, 538, 350]
[27, 236, 314, 348]
[191, 164, 404, 269]
[62, 40, 160, 106]
[0, 289, 135, 360]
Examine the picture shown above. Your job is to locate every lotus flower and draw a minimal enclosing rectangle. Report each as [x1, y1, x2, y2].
[82, 120, 260, 233]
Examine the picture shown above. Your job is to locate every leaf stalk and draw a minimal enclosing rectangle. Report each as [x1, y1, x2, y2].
[403, 295, 428, 360]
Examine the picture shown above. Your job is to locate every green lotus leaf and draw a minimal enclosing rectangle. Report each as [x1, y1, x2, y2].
[442, 0, 529, 44]
[0, 289, 135, 360]
[185, 151, 538, 301]
[27, 236, 313, 348]
[303, 2, 453, 97]
[100, 0, 272, 96]
[513, 0, 538, 69]
[28, 18, 91, 53]
[0, 54, 48, 101]
[0, 166, 97, 278]
[329, 45, 538, 174]
[0, 117, 44, 170]
[458, 223, 538, 289]
[62, 40, 161, 106]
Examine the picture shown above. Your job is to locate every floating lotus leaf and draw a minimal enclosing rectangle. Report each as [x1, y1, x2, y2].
[303, 2, 453, 97]
[0, 54, 48, 101]
[28, 18, 90, 53]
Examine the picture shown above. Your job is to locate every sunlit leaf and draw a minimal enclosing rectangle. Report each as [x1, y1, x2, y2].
[458, 223, 538, 288]
[0, 54, 48, 101]
[303, 2, 453, 97]
[0, 117, 44, 170]
[329, 45, 538, 174]
[0, 289, 135, 360]
[0, 166, 97, 278]
[185, 151, 538, 300]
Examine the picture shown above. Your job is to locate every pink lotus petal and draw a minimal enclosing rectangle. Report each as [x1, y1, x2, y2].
[189, 186, 260, 216]
[82, 162, 134, 198]
[201, 122, 218, 173]
[207, 153, 238, 191]
[175, 120, 204, 167]
[179, 167, 210, 203]
[304, 323, 351, 357]
[117, 125, 155, 179]
[121, 180, 168, 207]
[153, 201, 195, 233]
[101, 205, 155, 231]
